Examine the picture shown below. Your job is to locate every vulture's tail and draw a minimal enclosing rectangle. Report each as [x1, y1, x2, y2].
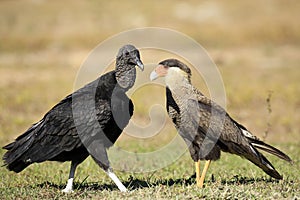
[2, 120, 43, 173]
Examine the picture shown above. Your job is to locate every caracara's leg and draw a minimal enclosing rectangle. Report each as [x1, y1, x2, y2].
[195, 160, 201, 187]
[62, 161, 79, 193]
[198, 160, 211, 188]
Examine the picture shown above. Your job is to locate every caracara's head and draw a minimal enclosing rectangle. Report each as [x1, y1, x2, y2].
[150, 59, 192, 86]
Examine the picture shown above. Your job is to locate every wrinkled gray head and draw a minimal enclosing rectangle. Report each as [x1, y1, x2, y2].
[116, 44, 144, 70]
[115, 44, 144, 89]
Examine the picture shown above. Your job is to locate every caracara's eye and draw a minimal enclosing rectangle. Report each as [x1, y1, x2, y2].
[164, 66, 169, 69]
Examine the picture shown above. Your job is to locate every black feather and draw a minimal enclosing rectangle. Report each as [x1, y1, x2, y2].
[2, 45, 143, 179]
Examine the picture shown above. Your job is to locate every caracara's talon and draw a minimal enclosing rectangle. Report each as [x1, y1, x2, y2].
[196, 180, 204, 188]
[150, 58, 292, 187]
[195, 160, 211, 188]
[196, 178, 204, 188]
[197, 183, 204, 188]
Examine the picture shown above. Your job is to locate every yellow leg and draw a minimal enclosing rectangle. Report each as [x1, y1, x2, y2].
[195, 160, 201, 187]
[198, 160, 211, 188]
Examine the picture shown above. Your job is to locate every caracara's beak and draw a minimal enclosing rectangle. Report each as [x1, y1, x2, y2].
[150, 65, 168, 81]
[150, 71, 158, 81]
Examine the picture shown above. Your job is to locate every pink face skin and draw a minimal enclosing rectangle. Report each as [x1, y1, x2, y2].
[154, 64, 168, 77]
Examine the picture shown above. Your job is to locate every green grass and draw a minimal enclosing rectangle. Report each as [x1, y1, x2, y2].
[1, 0, 300, 199]
[0, 144, 299, 199]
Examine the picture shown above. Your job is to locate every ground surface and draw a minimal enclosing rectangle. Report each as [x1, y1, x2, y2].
[0, 0, 299, 199]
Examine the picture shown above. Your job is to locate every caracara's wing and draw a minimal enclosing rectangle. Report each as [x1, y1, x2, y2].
[186, 93, 291, 179]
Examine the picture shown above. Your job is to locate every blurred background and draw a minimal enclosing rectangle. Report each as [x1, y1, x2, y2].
[0, 0, 299, 152]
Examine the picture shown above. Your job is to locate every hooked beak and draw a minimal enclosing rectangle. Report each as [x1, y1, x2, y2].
[150, 70, 158, 81]
[135, 58, 144, 71]
[150, 65, 168, 81]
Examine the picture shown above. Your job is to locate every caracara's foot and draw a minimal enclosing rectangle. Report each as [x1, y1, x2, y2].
[196, 179, 204, 188]
[195, 160, 211, 188]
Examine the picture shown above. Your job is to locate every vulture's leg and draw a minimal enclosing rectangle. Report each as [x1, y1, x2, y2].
[198, 160, 211, 188]
[91, 144, 127, 192]
[195, 160, 201, 187]
[62, 161, 79, 193]
[105, 168, 127, 192]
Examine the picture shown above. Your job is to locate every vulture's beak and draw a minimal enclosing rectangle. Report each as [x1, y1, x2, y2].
[150, 65, 168, 81]
[135, 58, 144, 71]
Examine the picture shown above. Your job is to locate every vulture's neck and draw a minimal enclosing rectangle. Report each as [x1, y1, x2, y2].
[115, 61, 136, 91]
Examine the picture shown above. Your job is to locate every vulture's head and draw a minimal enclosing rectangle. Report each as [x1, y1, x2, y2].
[115, 44, 144, 89]
[116, 44, 144, 71]
[150, 59, 192, 85]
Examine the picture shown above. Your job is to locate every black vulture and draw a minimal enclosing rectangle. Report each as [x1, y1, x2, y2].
[150, 58, 292, 188]
[2, 44, 144, 193]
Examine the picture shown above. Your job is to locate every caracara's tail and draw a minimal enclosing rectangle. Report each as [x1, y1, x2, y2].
[240, 129, 292, 179]
[250, 139, 292, 163]
[245, 146, 283, 179]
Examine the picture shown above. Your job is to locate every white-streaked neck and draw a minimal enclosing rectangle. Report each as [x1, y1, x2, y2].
[165, 67, 192, 97]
